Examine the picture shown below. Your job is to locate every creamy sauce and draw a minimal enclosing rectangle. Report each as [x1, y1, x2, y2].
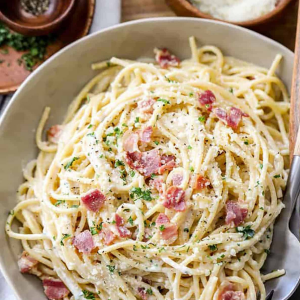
[191, 0, 278, 22]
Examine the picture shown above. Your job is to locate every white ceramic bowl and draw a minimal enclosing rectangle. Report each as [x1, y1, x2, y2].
[0, 18, 294, 300]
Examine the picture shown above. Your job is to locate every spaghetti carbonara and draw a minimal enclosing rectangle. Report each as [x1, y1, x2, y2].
[6, 37, 290, 300]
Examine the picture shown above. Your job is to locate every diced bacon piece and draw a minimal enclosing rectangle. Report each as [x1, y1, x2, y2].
[42, 278, 69, 300]
[221, 291, 245, 300]
[126, 150, 161, 177]
[115, 214, 131, 238]
[164, 186, 186, 211]
[81, 189, 106, 212]
[18, 251, 38, 273]
[218, 283, 245, 300]
[137, 287, 148, 300]
[47, 125, 64, 144]
[159, 154, 176, 174]
[139, 150, 161, 176]
[156, 213, 178, 244]
[172, 173, 183, 186]
[225, 201, 248, 226]
[214, 107, 227, 122]
[227, 107, 243, 130]
[198, 90, 216, 111]
[123, 131, 139, 152]
[138, 98, 156, 114]
[150, 176, 164, 194]
[156, 213, 170, 225]
[155, 48, 180, 69]
[215, 107, 248, 130]
[73, 230, 95, 253]
[193, 175, 210, 190]
[99, 224, 116, 245]
[160, 224, 178, 244]
[126, 151, 142, 168]
[140, 126, 153, 143]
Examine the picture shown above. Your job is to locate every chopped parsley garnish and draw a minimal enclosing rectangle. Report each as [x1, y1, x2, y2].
[114, 127, 123, 138]
[115, 159, 125, 167]
[54, 200, 65, 207]
[130, 187, 153, 201]
[244, 140, 249, 145]
[164, 76, 176, 83]
[198, 116, 206, 123]
[130, 170, 135, 177]
[274, 174, 280, 178]
[71, 205, 79, 208]
[64, 157, 79, 170]
[154, 141, 159, 145]
[188, 145, 192, 150]
[146, 288, 153, 295]
[60, 233, 71, 246]
[82, 290, 95, 300]
[157, 98, 170, 104]
[183, 228, 189, 232]
[87, 124, 93, 129]
[90, 227, 98, 235]
[159, 225, 165, 231]
[106, 265, 115, 273]
[189, 92, 194, 97]
[236, 225, 255, 240]
[190, 166, 194, 172]
[133, 245, 138, 251]
[259, 163, 263, 169]
[87, 132, 95, 137]
[0, 23, 55, 71]
[264, 249, 270, 254]
[208, 244, 218, 251]
[135, 117, 140, 123]
[150, 173, 157, 179]
[128, 216, 134, 226]
[97, 222, 103, 231]
[229, 87, 233, 93]
[122, 123, 128, 127]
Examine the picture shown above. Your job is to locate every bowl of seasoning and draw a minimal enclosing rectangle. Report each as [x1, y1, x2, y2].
[0, 0, 75, 36]
[165, 0, 294, 27]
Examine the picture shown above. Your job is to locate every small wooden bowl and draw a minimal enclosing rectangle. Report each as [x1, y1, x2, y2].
[0, 0, 75, 36]
[166, 0, 294, 27]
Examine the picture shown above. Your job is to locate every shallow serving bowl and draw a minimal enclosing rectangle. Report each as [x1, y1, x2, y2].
[0, 18, 295, 300]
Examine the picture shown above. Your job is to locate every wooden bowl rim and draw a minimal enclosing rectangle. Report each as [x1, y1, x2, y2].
[168, 0, 294, 27]
[0, 0, 75, 31]
[0, 0, 95, 95]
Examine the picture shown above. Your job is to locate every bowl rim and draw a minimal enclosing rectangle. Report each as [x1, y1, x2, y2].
[0, 17, 294, 300]
[0, 0, 75, 31]
[166, 0, 295, 27]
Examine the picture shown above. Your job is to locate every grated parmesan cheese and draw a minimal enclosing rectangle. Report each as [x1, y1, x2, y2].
[191, 0, 277, 22]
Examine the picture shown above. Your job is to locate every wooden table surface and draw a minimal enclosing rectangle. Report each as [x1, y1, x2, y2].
[122, 0, 298, 51]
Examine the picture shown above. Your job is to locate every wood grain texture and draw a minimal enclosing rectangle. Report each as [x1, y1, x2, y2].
[290, 1, 300, 156]
[294, 123, 300, 155]
[122, 0, 175, 22]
